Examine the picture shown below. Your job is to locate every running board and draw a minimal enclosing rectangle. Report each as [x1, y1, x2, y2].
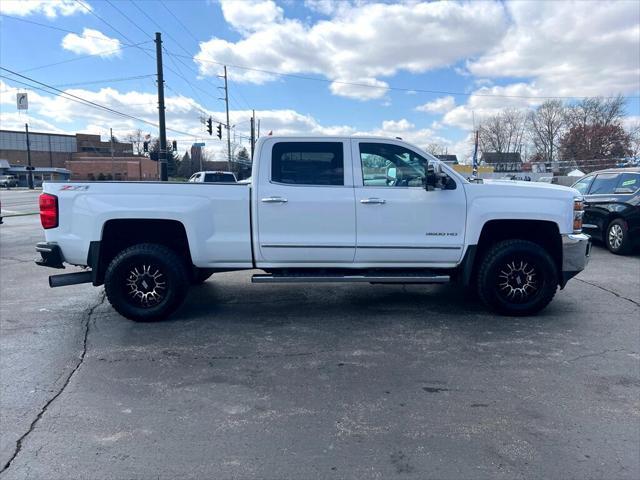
[251, 273, 450, 284]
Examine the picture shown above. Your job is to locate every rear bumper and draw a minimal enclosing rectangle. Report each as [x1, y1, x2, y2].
[560, 233, 591, 287]
[35, 242, 65, 269]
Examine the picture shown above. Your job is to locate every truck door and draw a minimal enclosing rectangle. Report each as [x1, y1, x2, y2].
[255, 140, 356, 264]
[351, 139, 466, 265]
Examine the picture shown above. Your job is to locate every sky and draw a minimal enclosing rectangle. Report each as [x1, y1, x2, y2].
[0, 0, 639, 161]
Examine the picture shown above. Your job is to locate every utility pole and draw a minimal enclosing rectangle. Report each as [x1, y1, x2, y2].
[219, 66, 232, 169]
[110, 127, 115, 179]
[250, 109, 256, 160]
[25, 123, 34, 189]
[472, 129, 479, 178]
[155, 32, 168, 181]
[257, 119, 261, 139]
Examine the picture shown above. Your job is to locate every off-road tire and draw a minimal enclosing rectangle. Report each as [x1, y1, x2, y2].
[605, 219, 632, 255]
[104, 243, 189, 322]
[477, 239, 558, 316]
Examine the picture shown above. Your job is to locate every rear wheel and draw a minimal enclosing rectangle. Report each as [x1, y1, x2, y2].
[104, 243, 189, 322]
[605, 219, 632, 255]
[477, 239, 558, 316]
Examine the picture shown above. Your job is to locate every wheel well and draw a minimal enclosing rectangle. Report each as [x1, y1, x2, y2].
[90, 219, 192, 285]
[468, 220, 562, 283]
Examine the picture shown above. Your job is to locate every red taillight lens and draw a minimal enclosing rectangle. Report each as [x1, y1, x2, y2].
[39, 193, 58, 229]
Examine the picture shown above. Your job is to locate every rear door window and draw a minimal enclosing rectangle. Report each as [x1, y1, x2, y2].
[271, 142, 344, 186]
[614, 173, 639, 194]
[588, 173, 619, 194]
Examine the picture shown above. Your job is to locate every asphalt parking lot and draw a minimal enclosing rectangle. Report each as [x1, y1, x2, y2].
[1, 190, 639, 479]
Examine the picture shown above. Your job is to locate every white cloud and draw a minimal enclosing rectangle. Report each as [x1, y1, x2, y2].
[442, 83, 544, 130]
[196, 1, 508, 100]
[0, 79, 457, 161]
[467, 1, 640, 97]
[381, 119, 414, 132]
[0, 0, 89, 18]
[61, 28, 121, 57]
[219, 0, 283, 33]
[416, 96, 455, 114]
[329, 78, 389, 100]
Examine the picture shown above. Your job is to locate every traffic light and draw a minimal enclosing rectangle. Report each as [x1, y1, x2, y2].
[143, 141, 149, 152]
[216, 123, 222, 140]
[172, 140, 177, 151]
[206, 117, 213, 135]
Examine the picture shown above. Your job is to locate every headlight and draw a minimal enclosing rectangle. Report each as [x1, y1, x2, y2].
[573, 198, 584, 233]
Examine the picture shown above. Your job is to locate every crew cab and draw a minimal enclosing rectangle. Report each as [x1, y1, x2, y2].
[35, 136, 590, 321]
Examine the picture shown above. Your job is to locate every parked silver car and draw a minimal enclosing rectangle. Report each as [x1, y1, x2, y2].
[0, 175, 18, 188]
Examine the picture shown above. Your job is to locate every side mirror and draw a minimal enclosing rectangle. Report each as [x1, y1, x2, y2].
[425, 163, 456, 191]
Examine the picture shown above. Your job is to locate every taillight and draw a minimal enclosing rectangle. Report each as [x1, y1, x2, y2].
[573, 198, 584, 233]
[39, 193, 58, 229]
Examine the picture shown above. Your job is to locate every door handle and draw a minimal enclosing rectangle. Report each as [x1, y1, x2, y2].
[261, 196, 288, 203]
[360, 198, 386, 205]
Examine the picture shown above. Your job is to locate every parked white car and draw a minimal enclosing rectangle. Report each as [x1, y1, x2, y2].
[188, 171, 237, 183]
[36, 136, 590, 321]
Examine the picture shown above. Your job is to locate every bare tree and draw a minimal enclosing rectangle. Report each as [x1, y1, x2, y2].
[125, 129, 146, 155]
[565, 95, 626, 129]
[478, 109, 526, 154]
[424, 142, 447, 156]
[626, 122, 640, 158]
[527, 100, 566, 162]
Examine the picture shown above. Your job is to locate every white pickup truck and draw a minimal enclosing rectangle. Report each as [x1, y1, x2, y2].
[35, 136, 590, 321]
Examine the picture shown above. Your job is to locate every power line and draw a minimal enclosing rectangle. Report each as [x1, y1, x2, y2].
[52, 74, 156, 88]
[19, 42, 151, 74]
[158, 0, 200, 44]
[159, 49, 640, 101]
[0, 68, 195, 138]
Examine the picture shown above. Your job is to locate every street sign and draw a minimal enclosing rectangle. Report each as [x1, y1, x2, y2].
[16, 93, 28, 110]
[193, 142, 205, 147]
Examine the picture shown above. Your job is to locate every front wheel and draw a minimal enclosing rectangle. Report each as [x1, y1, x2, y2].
[476, 239, 558, 316]
[104, 243, 189, 322]
[605, 219, 632, 255]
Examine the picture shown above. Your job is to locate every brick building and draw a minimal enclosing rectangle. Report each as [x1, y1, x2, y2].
[68, 157, 158, 181]
[0, 129, 157, 181]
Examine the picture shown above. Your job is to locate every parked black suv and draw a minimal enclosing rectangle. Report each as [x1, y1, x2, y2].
[572, 167, 640, 254]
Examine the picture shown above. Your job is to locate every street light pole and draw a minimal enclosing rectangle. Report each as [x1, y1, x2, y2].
[25, 123, 34, 190]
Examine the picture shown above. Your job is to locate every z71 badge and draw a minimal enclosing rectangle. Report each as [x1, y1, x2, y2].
[59, 185, 90, 191]
[425, 232, 458, 236]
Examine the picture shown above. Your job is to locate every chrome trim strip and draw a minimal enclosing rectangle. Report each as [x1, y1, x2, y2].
[261, 244, 461, 250]
[261, 244, 353, 248]
[358, 245, 462, 250]
[252, 274, 450, 284]
[582, 224, 597, 229]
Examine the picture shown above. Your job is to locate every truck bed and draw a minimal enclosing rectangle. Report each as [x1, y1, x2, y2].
[42, 181, 253, 269]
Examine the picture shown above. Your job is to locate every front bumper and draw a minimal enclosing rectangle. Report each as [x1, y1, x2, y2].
[35, 242, 65, 269]
[560, 233, 591, 287]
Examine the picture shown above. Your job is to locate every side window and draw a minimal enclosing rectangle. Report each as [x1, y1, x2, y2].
[360, 143, 426, 187]
[589, 173, 620, 194]
[572, 176, 593, 195]
[615, 173, 639, 193]
[271, 142, 344, 186]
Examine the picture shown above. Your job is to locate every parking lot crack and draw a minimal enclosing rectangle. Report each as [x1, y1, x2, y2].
[575, 278, 640, 308]
[0, 256, 32, 264]
[0, 290, 106, 475]
[567, 348, 623, 362]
